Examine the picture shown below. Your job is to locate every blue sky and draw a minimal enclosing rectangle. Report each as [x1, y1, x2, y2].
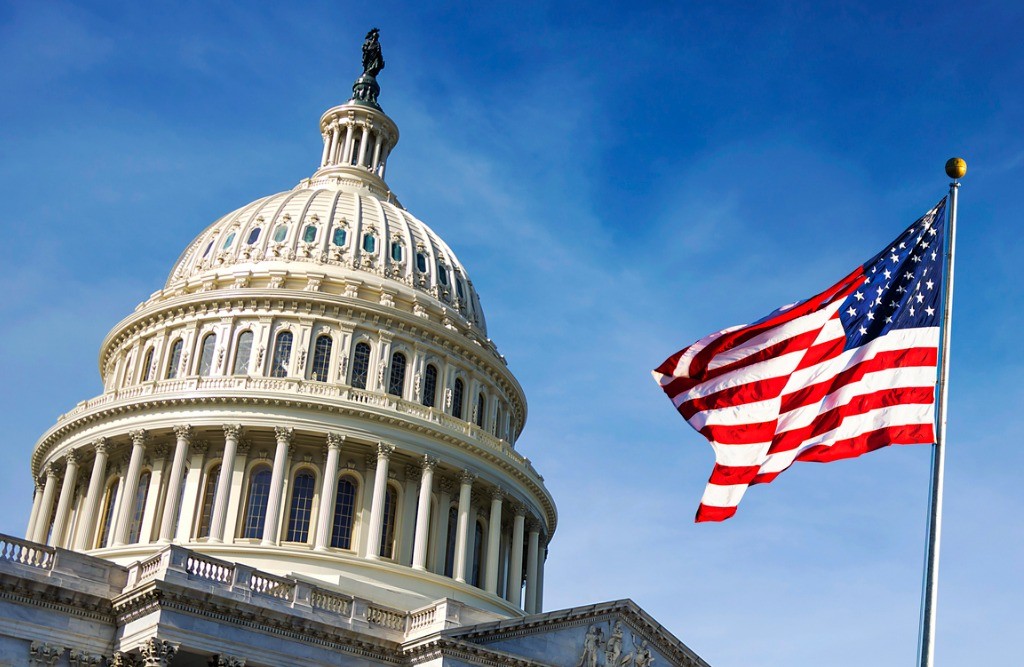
[2, 2, 1022, 665]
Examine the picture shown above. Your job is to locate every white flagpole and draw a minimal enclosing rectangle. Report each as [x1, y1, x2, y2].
[917, 158, 964, 667]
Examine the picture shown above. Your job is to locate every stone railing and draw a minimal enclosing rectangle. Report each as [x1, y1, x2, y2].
[0, 535, 54, 570]
[249, 571, 295, 600]
[367, 604, 405, 631]
[56, 376, 530, 468]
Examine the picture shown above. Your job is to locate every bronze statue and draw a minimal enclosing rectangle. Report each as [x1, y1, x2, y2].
[362, 28, 385, 77]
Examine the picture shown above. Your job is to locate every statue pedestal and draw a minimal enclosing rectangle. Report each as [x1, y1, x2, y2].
[350, 74, 381, 109]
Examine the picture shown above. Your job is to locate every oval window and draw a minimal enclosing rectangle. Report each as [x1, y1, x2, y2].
[416, 252, 427, 273]
[363, 234, 376, 253]
[246, 228, 261, 245]
[391, 242, 403, 262]
[303, 225, 317, 243]
[273, 225, 288, 243]
[202, 241, 214, 258]
[332, 228, 347, 246]
[222, 232, 236, 250]
[437, 263, 448, 286]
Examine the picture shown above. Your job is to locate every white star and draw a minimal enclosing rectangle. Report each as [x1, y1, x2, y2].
[876, 286, 884, 296]
[931, 251, 938, 260]
[915, 292, 925, 303]
[883, 269, 892, 279]
[875, 297, 882, 306]
[899, 241, 907, 249]
[929, 227, 937, 236]
[897, 285, 907, 294]
[910, 306, 916, 316]
[890, 301, 898, 308]
[885, 316, 893, 324]
[921, 241, 930, 249]
[859, 326, 868, 335]
[854, 291, 864, 301]
[846, 307, 857, 317]
[926, 279, 934, 290]
[911, 254, 921, 263]
[925, 306, 935, 316]
[890, 253, 900, 263]
[904, 271, 914, 281]
[867, 311, 875, 320]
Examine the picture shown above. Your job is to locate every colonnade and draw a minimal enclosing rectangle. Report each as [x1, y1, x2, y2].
[319, 116, 392, 178]
[26, 425, 548, 612]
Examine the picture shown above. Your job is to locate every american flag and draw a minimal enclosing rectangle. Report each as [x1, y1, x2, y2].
[653, 199, 947, 522]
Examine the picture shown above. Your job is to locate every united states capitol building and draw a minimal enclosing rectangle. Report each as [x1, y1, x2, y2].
[0, 32, 710, 667]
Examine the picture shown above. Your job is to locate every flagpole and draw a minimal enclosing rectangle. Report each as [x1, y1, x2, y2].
[917, 157, 964, 667]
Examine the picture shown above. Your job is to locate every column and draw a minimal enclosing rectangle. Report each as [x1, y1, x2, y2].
[76, 440, 110, 550]
[341, 123, 354, 163]
[322, 125, 335, 167]
[49, 451, 81, 547]
[113, 429, 147, 546]
[138, 444, 168, 544]
[32, 466, 59, 543]
[411, 456, 437, 570]
[430, 476, 453, 573]
[399, 465, 419, 564]
[210, 424, 241, 542]
[365, 442, 395, 559]
[175, 441, 208, 542]
[484, 488, 504, 594]
[537, 544, 546, 612]
[159, 425, 192, 542]
[371, 133, 383, 171]
[25, 479, 44, 541]
[314, 433, 344, 551]
[507, 505, 525, 606]
[261, 426, 293, 545]
[222, 439, 250, 541]
[453, 471, 475, 583]
[524, 520, 540, 613]
[357, 126, 370, 167]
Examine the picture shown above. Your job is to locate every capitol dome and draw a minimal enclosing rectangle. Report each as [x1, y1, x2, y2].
[23, 47, 554, 620]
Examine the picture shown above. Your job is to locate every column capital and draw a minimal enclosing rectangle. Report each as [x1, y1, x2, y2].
[172, 424, 193, 442]
[209, 656, 246, 667]
[139, 638, 178, 666]
[512, 502, 527, 517]
[274, 426, 294, 443]
[326, 432, 345, 450]
[526, 517, 542, 533]
[223, 424, 243, 440]
[91, 438, 109, 456]
[421, 455, 439, 472]
[44, 463, 58, 479]
[376, 442, 395, 459]
[459, 470, 476, 486]
[128, 429, 148, 447]
[64, 449, 80, 467]
[490, 486, 505, 502]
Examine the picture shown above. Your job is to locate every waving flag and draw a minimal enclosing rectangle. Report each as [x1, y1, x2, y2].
[653, 199, 947, 522]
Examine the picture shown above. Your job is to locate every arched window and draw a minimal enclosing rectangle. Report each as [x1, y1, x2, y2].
[351, 341, 371, 389]
[270, 331, 293, 378]
[494, 405, 504, 438]
[166, 339, 183, 379]
[233, 331, 253, 375]
[311, 335, 332, 382]
[452, 378, 465, 420]
[242, 467, 273, 539]
[141, 348, 155, 382]
[443, 506, 458, 577]
[423, 364, 438, 408]
[97, 479, 120, 548]
[388, 352, 406, 397]
[470, 520, 484, 587]
[127, 471, 151, 544]
[475, 393, 486, 427]
[198, 333, 217, 376]
[196, 464, 220, 538]
[331, 476, 358, 549]
[379, 484, 398, 559]
[285, 471, 316, 542]
[350, 137, 362, 166]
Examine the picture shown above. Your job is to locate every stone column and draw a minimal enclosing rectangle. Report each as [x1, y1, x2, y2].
[25, 479, 44, 541]
[357, 125, 371, 167]
[209, 655, 246, 667]
[365, 442, 395, 559]
[322, 125, 335, 167]
[175, 440, 209, 542]
[32, 465, 59, 543]
[537, 544, 546, 613]
[371, 133, 383, 171]
[524, 520, 540, 613]
[49, 450, 81, 547]
[507, 505, 526, 606]
[431, 476, 453, 573]
[76, 439, 110, 550]
[210, 424, 241, 543]
[159, 425, 192, 542]
[411, 456, 438, 570]
[342, 123, 355, 163]
[113, 430, 147, 546]
[261, 426, 293, 545]
[314, 433, 344, 551]
[484, 488, 504, 594]
[453, 471, 475, 583]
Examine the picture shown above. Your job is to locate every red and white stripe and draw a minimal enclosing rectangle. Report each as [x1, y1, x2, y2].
[653, 270, 938, 522]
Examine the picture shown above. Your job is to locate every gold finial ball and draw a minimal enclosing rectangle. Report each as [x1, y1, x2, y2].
[945, 157, 967, 179]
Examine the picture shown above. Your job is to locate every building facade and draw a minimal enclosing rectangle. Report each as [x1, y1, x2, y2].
[0, 34, 710, 667]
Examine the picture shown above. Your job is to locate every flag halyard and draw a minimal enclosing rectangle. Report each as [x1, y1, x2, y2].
[654, 199, 948, 522]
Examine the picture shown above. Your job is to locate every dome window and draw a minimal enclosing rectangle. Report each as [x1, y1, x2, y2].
[273, 225, 288, 243]
[456, 279, 465, 300]
[416, 252, 427, 273]
[363, 233, 376, 253]
[437, 263, 449, 286]
[222, 232, 236, 250]
[302, 225, 317, 243]
[351, 341, 371, 389]
[390, 242, 403, 262]
[332, 228, 347, 246]
[202, 241, 214, 258]
[452, 377, 464, 419]
[331, 476, 358, 549]
[270, 331, 293, 378]
[246, 228, 261, 245]
[422, 364, 438, 408]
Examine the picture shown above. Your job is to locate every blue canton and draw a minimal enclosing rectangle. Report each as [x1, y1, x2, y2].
[838, 199, 947, 351]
